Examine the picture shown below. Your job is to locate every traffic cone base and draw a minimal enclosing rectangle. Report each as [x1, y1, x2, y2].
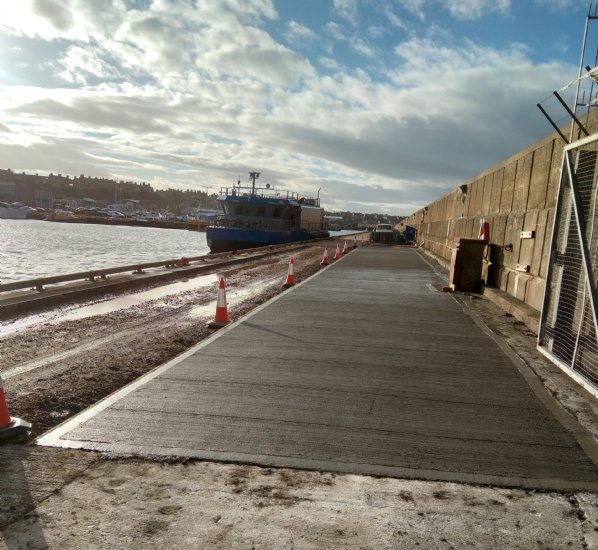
[0, 417, 31, 443]
[0, 378, 31, 443]
[208, 277, 230, 328]
[283, 256, 296, 288]
[320, 247, 330, 266]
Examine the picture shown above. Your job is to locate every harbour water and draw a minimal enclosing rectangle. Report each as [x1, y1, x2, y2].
[0, 219, 209, 284]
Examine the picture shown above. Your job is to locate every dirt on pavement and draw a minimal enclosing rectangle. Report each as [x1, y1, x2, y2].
[1, 245, 598, 548]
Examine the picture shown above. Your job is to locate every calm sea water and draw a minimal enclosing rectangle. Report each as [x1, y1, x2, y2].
[0, 219, 209, 284]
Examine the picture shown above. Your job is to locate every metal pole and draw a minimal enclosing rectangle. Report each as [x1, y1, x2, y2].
[571, 6, 592, 141]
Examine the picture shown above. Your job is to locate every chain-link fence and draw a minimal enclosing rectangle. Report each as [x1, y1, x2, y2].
[539, 134, 598, 394]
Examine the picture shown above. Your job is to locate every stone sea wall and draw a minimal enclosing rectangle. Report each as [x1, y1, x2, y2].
[404, 114, 598, 312]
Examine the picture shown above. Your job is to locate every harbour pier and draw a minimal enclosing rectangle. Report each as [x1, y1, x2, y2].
[37, 246, 598, 490]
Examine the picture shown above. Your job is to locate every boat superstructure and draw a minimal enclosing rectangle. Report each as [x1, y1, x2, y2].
[206, 172, 328, 253]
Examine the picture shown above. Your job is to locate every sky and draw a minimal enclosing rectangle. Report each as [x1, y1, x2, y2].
[0, 0, 597, 214]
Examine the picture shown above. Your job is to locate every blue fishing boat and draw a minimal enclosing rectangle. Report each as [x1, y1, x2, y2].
[206, 172, 329, 253]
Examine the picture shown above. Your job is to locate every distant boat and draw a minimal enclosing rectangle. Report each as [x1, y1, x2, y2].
[0, 202, 28, 220]
[206, 172, 329, 253]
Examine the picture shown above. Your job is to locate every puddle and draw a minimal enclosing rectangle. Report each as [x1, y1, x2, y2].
[188, 277, 279, 319]
[0, 273, 220, 337]
[63, 273, 219, 321]
[0, 270, 286, 338]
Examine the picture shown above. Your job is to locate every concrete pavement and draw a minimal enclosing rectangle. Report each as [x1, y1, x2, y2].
[38, 247, 598, 490]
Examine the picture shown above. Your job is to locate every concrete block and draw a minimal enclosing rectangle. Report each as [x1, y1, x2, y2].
[518, 210, 539, 269]
[546, 140, 564, 209]
[497, 266, 509, 292]
[489, 214, 508, 246]
[482, 286, 540, 334]
[531, 209, 550, 276]
[504, 212, 525, 268]
[513, 153, 533, 211]
[540, 208, 555, 279]
[481, 174, 493, 216]
[465, 217, 476, 239]
[506, 269, 518, 296]
[514, 273, 532, 302]
[500, 161, 516, 212]
[468, 178, 481, 216]
[525, 277, 547, 312]
[489, 169, 504, 215]
[528, 141, 553, 210]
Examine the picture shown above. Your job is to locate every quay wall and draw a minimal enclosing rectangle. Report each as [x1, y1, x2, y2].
[404, 114, 598, 313]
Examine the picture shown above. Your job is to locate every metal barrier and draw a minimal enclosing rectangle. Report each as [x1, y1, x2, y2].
[0, 241, 304, 295]
[538, 132, 598, 396]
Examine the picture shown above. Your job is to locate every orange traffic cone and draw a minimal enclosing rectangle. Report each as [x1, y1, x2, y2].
[334, 243, 342, 260]
[320, 247, 330, 266]
[342, 241, 349, 254]
[352, 237, 358, 249]
[0, 376, 31, 443]
[208, 276, 230, 328]
[283, 256, 296, 287]
[361, 237, 367, 246]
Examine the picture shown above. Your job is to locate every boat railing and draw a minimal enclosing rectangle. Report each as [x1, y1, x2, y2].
[219, 186, 319, 206]
[211, 216, 297, 231]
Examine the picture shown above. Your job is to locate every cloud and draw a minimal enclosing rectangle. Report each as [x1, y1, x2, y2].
[285, 20, 317, 44]
[32, 0, 73, 31]
[333, 0, 359, 26]
[349, 37, 376, 58]
[0, 1, 580, 214]
[536, 0, 589, 10]
[445, 0, 510, 20]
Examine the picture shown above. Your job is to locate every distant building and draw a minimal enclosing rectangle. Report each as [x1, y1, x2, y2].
[0, 180, 53, 208]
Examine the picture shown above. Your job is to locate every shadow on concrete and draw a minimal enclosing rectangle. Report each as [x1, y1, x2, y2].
[0, 444, 48, 549]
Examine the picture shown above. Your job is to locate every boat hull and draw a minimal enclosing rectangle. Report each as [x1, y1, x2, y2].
[207, 227, 313, 253]
[0, 206, 28, 220]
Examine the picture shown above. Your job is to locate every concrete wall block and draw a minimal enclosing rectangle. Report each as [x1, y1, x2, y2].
[513, 153, 533, 212]
[467, 178, 480, 217]
[531, 208, 550, 277]
[462, 183, 473, 217]
[465, 217, 476, 239]
[500, 161, 516, 212]
[504, 212, 525, 268]
[490, 169, 504, 215]
[518, 210, 539, 268]
[506, 269, 518, 296]
[546, 140, 564, 209]
[540, 207, 555, 279]
[489, 214, 508, 246]
[513, 272, 532, 302]
[528, 141, 553, 210]
[526, 277, 546, 312]
[481, 173, 493, 216]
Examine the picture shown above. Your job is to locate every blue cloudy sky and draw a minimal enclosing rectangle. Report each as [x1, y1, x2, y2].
[0, 0, 596, 213]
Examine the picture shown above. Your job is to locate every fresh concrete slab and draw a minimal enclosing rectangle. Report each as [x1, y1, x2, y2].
[38, 248, 598, 490]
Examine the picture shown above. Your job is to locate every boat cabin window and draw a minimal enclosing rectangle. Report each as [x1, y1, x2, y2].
[256, 206, 266, 217]
[273, 207, 282, 218]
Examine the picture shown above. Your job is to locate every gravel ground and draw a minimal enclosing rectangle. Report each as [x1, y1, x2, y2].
[1, 244, 598, 549]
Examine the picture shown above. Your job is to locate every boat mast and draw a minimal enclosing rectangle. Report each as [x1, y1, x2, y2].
[249, 172, 260, 196]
